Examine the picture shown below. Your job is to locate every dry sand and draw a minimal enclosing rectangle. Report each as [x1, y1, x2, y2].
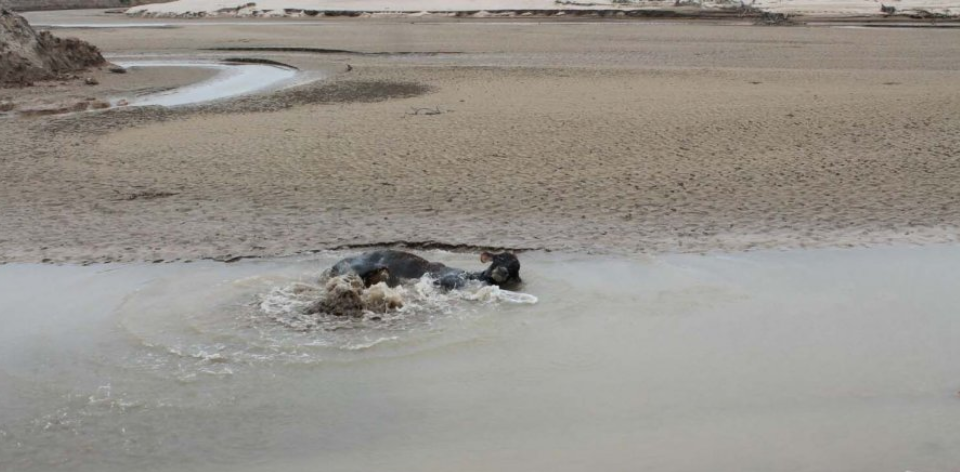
[2, 12, 960, 263]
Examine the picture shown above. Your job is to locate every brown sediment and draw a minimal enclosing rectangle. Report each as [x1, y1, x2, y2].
[17, 100, 92, 116]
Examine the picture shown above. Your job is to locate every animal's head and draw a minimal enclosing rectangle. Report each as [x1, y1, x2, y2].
[480, 252, 522, 288]
[361, 266, 391, 288]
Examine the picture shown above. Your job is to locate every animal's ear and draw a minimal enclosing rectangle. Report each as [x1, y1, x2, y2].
[480, 252, 493, 263]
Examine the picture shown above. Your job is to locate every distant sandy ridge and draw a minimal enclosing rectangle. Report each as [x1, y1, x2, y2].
[126, 0, 960, 18]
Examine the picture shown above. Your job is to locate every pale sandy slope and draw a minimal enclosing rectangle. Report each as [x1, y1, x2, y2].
[128, 0, 960, 16]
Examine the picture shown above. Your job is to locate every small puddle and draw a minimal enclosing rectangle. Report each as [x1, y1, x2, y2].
[2, 59, 313, 119]
[34, 21, 338, 28]
[112, 60, 304, 108]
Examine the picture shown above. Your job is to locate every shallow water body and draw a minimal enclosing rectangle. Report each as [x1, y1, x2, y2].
[111, 60, 302, 107]
[2, 246, 960, 472]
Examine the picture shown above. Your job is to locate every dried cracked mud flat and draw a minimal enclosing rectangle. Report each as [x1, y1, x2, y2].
[2, 11, 960, 263]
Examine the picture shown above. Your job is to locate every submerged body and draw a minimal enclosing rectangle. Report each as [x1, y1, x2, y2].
[329, 250, 522, 290]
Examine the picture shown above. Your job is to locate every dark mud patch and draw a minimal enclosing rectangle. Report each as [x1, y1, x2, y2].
[326, 240, 540, 254]
[130, 85, 177, 96]
[222, 57, 299, 69]
[119, 190, 178, 201]
[753, 12, 798, 26]
[264, 80, 432, 107]
[209, 47, 463, 56]
[38, 79, 433, 135]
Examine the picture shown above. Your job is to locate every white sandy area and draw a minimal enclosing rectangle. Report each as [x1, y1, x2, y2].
[757, 0, 959, 15]
[127, 0, 960, 16]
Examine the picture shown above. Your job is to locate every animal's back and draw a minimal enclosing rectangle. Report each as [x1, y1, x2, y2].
[330, 250, 444, 285]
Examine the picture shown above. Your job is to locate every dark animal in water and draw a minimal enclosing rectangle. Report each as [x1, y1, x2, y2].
[329, 250, 522, 290]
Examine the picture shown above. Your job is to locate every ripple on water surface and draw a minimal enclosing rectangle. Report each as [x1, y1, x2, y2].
[115, 259, 538, 378]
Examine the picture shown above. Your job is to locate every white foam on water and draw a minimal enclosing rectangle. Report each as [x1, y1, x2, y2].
[465, 286, 539, 304]
[257, 273, 534, 345]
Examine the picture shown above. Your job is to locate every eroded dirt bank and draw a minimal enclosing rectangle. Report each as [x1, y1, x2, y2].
[0, 9, 105, 86]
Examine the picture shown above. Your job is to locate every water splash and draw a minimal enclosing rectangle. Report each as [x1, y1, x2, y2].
[114, 266, 537, 378]
[258, 273, 536, 332]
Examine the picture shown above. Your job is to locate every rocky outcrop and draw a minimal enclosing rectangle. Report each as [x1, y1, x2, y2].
[0, 8, 106, 86]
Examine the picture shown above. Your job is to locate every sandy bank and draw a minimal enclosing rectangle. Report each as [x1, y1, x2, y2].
[2, 14, 960, 263]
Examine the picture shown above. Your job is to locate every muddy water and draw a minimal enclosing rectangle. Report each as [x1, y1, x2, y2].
[2, 247, 960, 472]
